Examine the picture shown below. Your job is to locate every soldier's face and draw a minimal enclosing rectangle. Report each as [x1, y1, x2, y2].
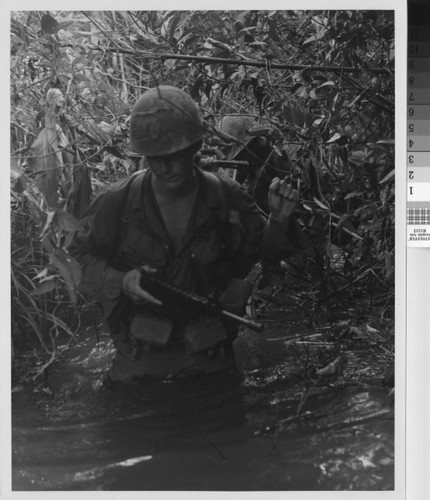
[146, 149, 195, 190]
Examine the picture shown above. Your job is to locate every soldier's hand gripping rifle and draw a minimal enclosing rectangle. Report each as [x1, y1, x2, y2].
[139, 267, 262, 332]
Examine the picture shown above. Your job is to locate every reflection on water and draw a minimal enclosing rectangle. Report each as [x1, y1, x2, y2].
[12, 320, 394, 491]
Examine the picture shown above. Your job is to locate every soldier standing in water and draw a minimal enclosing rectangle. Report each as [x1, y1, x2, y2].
[70, 85, 300, 383]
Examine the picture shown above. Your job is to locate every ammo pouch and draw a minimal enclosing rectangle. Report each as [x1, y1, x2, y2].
[183, 316, 228, 354]
[183, 278, 252, 354]
[129, 279, 252, 352]
[130, 314, 173, 347]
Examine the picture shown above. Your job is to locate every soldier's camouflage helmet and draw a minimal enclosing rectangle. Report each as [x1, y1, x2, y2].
[218, 114, 267, 160]
[129, 86, 204, 157]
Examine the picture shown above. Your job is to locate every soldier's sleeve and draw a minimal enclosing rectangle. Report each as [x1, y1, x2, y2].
[68, 186, 128, 319]
[261, 214, 306, 263]
[219, 178, 266, 277]
[222, 176, 305, 267]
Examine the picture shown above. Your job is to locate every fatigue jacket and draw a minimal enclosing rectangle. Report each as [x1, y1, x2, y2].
[70, 167, 299, 328]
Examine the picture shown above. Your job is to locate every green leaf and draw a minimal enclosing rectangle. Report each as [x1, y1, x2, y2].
[326, 133, 341, 143]
[30, 276, 59, 296]
[32, 127, 60, 208]
[208, 12, 226, 31]
[62, 231, 76, 250]
[49, 248, 81, 292]
[318, 80, 336, 88]
[344, 191, 363, 200]
[41, 235, 54, 254]
[376, 139, 395, 145]
[168, 13, 181, 42]
[34, 268, 49, 280]
[46, 88, 65, 108]
[249, 41, 267, 50]
[11, 161, 27, 194]
[52, 209, 80, 232]
[379, 169, 395, 184]
[303, 28, 326, 46]
[41, 14, 59, 35]
[283, 106, 308, 127]
[313, 197, 330, 210]
[40, 210, 56, 240]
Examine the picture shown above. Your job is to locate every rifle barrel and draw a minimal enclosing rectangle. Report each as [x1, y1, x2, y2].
[221, 310, 263, 331]
[215, 160, 249, 167]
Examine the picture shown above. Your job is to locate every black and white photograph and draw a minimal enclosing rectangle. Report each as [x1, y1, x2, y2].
[7, 4, 405, 494]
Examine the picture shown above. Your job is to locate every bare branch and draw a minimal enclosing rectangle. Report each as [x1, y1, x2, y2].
[87, 46, 392, 75]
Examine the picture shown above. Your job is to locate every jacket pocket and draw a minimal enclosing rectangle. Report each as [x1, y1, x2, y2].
[118, 230, 167, 269]
[190, 227, 220, 266]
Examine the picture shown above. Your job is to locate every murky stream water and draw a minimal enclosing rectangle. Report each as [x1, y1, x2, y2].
[12, 314, 394, 491]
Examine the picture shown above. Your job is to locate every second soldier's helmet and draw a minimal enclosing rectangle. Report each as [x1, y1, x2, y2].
[129, 85, 204, 157]
[218, 114, 268, 160]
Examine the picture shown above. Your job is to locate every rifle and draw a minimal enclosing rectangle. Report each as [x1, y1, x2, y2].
[139, 269, 262, 332]
[213, 160, 250, 169]
[198, 157, 250, 170]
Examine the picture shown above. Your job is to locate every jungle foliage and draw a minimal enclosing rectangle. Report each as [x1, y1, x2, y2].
[10, 10, 395, 375]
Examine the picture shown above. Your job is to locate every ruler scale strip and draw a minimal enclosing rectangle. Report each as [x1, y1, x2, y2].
[407, 3, 430, 246]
